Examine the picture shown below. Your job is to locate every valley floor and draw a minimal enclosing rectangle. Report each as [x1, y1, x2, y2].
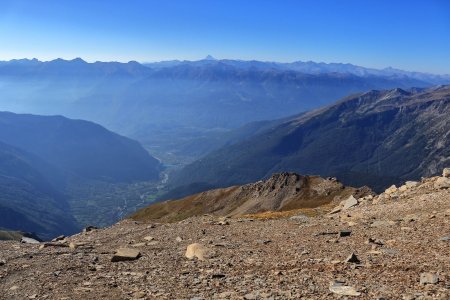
[0, 178, 449, 299]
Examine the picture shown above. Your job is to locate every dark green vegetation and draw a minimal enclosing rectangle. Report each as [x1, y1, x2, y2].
[0, 58, 440, 163]
[170, 86, 450, 196]
[0, 112, 162, 239]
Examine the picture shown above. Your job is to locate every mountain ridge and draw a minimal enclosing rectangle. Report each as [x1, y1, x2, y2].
[0, 111, 162, 182]
[132, 172, 373, 223]
[169, 85, 450, 197]
[0, 112, 163, 238]
[1, 57, 444, 164]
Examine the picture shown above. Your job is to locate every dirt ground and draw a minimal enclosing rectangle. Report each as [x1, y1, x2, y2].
[0, 176, 449, 299]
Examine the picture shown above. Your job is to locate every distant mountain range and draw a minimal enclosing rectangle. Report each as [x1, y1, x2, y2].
[1, 57, 449, 238]
[145, 56, 450, 85]
[1, 57, 447, 163]
[169, 85, 450, 197]
[0, 112, 162, 239]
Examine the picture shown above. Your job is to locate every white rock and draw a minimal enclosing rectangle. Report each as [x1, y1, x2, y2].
[443, 167, 450, 178]
[185, 243, 212, 261]
[398, 185, 407, 192]
[289, 214, 309, 222]
[384, 185, 398, 195]
[434, 177, 450, 189]
[329, 281, 361, 296]
[20, 237, 40, 244]
[420, 272, 439, 285]
[405, 181, 418, 188]
[398, 181, 418, 192]
[342, 195, 358, 210]
[69, 242, 89, 249]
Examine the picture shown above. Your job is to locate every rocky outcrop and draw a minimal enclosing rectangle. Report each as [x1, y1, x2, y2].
[363, 168, 450, 205]
[172, 86, 450, 193]
[131, 173, 373, 222]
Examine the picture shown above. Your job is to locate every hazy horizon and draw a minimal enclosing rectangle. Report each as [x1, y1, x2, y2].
[0, 0, 449, 74]
[2, 56, 450, 76]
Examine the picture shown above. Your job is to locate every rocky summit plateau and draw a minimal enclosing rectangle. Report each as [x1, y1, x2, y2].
[0, 170, 449, 299]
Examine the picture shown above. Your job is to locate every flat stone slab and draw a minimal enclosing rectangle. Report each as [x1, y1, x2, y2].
[342, 195, 358, 210]
[329, 281, 361, 296]
[111, 248, 141, 262]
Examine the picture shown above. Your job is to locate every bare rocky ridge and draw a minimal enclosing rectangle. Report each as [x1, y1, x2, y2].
[131, 173, 373, 222]
[0, 171, 449, 299]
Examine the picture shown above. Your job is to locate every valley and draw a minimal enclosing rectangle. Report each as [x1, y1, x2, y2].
[1, 2, 449, 298]
[0, 58, 440, 164]
[0, 112, 163, 239]
[0, 59, 449, 242]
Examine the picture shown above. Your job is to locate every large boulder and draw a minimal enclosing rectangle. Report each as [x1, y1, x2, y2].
[185, 243, 212, 261]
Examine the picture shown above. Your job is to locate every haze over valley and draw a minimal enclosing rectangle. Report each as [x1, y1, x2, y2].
[0, 56, 449, 238]
[0, 1, 449, 298]
[0, 57, 445, 164]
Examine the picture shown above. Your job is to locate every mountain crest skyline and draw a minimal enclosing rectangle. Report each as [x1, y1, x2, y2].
[1, 56, 449, 78]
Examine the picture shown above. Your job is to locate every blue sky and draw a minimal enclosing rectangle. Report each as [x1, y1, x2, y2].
[0, 0, 449, 74]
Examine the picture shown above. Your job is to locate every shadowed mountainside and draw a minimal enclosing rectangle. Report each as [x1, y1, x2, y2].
[0, 141, 79, 239]
[0, 111, 161, 182]
[0, 112, 163, 238]
[0, 58, 439, 162]
[170, 85, 450, 196]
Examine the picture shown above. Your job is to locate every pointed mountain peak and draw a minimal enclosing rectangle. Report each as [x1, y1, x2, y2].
[203, 55, 217, 61]
[71, 57, 87, 63]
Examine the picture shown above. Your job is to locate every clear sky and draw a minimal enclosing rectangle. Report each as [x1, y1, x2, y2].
[0, 0, 449, 74]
